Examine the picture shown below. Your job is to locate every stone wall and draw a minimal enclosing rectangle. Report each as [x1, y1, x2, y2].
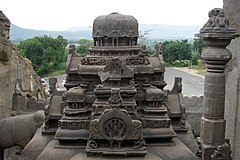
[0, 11, 45, 119]
[223, 0, 240, 159]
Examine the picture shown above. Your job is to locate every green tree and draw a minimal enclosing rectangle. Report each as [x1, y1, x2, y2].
[76, 39, 93, 56]
[17, 35, 68, 76]
[193, 38, 205, 54]
[191, 53, 199, 65]
[162, 39, 192, 65]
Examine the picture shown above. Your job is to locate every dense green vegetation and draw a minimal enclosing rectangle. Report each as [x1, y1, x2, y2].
[76, 39, 93, 56]
[73, 38, 204, 68]
[193, 38, 205, 54]
[17, 35, 68, 76]
[139, 37, 204, 67]
[162, 39, 192, 66]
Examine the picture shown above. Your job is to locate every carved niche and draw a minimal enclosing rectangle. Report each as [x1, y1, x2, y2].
[98, 57, 134, 82]
[86, 88, 146, 156]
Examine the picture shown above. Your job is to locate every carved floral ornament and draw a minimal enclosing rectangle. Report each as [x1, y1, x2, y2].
[81, 57, 106, 65]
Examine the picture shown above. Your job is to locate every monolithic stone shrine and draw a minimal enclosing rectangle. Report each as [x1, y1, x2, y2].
[0, 8, 239, 160]
[17, 12, 197, 160]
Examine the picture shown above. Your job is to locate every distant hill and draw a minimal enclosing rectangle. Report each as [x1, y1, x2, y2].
[10, 24, 92, 42]
[139, 24, 201, 39]
[10, 24, 201, 42]
[65, 26, 92, 32]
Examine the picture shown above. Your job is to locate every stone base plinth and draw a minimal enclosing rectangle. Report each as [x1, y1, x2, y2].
[201, 142, 230, 160]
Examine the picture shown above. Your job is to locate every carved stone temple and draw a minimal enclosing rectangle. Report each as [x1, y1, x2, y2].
[2, 9, 238, 160]
[14, 12, 197, 160]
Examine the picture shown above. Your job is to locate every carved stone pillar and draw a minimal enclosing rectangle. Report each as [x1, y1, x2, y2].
[197, 8, 239, 160]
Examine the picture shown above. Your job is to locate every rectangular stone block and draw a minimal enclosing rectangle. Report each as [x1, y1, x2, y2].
[201, 117, 226, 144]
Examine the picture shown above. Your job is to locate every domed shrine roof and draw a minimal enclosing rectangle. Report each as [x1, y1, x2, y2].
[92, 12, 138, 38]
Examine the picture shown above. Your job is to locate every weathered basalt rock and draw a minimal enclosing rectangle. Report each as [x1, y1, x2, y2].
[0, 10, 47, 160]
[0, 10, 46, 118]
[223, 1, 240, 159]
[0, 110, 45, 159]
[0, 10, 10, 61]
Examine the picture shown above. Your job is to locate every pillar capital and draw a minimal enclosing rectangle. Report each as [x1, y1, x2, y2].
[196, 8, 238, 73]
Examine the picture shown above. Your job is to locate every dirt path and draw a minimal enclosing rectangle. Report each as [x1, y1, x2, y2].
[173, 67, 205, 79]
[164, 67, 204, 96]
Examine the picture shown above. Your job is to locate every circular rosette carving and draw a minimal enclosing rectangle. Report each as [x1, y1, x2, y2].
[104, 117, 127, 139]
[99, 108, 133, 141]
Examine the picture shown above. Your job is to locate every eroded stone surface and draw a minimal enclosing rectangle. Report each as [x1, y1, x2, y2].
[224, 0, 240, 159]
[0, 110, 45, 160]
[11, 12, 199, 160]
[0, 10, 46, 118]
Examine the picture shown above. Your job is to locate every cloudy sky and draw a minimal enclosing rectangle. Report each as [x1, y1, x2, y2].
[2, 0, 223, 31]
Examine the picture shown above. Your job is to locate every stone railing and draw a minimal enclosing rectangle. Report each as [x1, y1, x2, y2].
[184, 96, 203, 137]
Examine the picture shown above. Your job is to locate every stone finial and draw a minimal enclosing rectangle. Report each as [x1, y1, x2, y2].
[155, 43, 162, 55]
[49, 78, 58, 95]
[200, 8, 235, 34]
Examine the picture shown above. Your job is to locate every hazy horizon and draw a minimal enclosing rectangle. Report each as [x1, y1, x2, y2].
[12, 23, 202, 32]
[2, 0, 223, 31]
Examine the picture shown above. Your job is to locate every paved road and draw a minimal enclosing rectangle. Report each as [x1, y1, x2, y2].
[43, 67, 204, 97]
[164, 67, 204, 96]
